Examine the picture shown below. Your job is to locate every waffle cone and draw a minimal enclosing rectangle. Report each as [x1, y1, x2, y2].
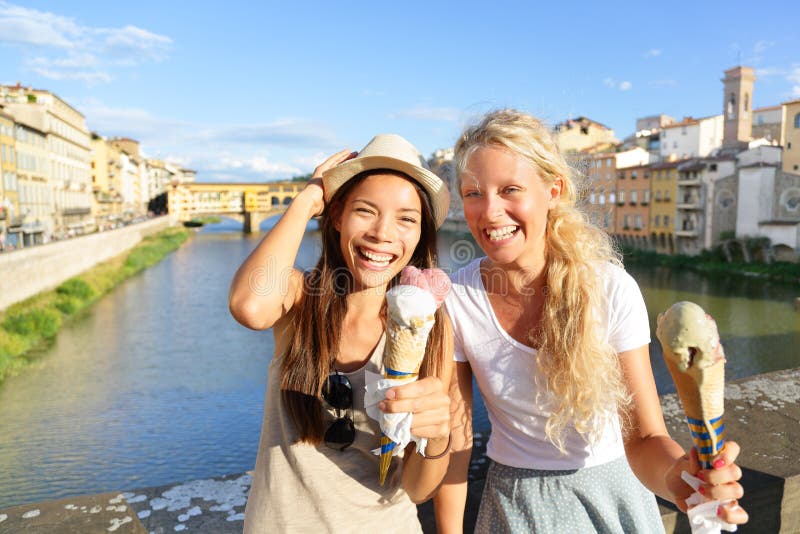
[664, 354, 726, 467]
[378, 435, 395, 485]
[383, 315, 434, 375]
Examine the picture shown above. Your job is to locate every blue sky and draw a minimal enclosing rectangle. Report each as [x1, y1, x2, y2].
[1, 0, 799, 182]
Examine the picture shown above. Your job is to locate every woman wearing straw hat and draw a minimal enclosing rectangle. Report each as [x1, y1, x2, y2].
[229, 134, 454, 532]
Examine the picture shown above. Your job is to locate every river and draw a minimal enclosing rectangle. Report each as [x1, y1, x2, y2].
[0, 219, 797, 508]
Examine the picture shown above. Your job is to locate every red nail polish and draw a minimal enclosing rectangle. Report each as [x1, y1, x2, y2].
[717, 506, 723, 517]
[698, 486, 706, 496]
[713, 458, 726, 469]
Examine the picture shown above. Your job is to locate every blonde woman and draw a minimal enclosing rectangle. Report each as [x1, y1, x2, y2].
[435, 110, 748, 533]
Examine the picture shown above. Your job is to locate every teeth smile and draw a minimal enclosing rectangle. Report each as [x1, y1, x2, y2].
[486, 226, 519, 241]
[360, 248, 394, 265]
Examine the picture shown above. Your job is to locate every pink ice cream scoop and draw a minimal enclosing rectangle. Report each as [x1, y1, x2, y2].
[399, 266, 451, 308]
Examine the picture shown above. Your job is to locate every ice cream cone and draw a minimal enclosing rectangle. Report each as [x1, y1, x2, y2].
[378, 294, 435, 485]
[376, 267, 450, 485]
[656, 301, 726, 469]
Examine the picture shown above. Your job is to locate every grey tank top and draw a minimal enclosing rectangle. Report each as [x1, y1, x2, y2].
[243, 333, 423, 533]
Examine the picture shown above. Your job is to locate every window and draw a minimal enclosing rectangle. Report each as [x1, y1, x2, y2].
[728, 93, 736, 119]
[631, 190, 638, 203]
[681, 126, 687, 135]
[655, 215, 661, 227]
[634, 215, 643, 229]
[710, 164, 717, 171]
[618, 191, 625, 204]
[795, 113, 800, 129]
[643, 190, 650, 204]
[664, 215, 670, 227]
[624, 215, 631, 228]
[744, 93, 749, 115]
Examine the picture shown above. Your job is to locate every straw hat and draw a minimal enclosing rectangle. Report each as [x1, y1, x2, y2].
[322, 134, 450, 228]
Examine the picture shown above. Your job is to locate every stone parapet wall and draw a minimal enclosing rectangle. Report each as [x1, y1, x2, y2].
[0, 216, 175, 311]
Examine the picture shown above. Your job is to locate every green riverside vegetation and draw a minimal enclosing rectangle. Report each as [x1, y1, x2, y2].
[621, 246, 800, 285]
[0, 227, 190, 384]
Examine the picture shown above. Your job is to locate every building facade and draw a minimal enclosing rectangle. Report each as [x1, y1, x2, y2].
[614, 164, 651, 248]
[660, 115, 724, 161]
[782, 100, 800, 175]
[583, 151, 617, 233]
[721, 66, 756, 150]
[649, 161, 679, 254]
[553, 117, 619, 154]
[735, 145, 800, 257]
[751, 105, 782, 143]
[0, 107, 20, 249]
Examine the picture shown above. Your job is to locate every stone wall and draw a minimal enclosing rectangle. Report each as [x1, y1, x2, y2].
[0, 216, 174, 311]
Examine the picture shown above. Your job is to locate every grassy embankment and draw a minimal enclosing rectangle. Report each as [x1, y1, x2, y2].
[0, 227, 190, 383]
[621, 247, 800, 285]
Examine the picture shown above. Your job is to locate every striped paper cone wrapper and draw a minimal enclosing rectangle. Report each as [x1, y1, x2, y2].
[656, 301, 726, 469]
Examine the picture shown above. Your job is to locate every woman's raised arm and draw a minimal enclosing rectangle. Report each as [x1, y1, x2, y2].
[228, 149, 354, 330]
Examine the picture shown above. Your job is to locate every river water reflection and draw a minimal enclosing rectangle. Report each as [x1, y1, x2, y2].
[0, 221, 797, 508]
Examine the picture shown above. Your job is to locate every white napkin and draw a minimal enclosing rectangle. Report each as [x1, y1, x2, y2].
[681, 471, 737, 534]
[364, 370, 428, 457]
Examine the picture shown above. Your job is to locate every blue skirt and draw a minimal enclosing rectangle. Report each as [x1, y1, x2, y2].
[475, 455, 664, 534]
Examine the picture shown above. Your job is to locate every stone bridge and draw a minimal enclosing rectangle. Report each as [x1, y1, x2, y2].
[168, 181, 305, 233]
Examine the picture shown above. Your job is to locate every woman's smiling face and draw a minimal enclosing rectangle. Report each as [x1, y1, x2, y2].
[460, 145, 562, 267]
[336, 172, 423, 291]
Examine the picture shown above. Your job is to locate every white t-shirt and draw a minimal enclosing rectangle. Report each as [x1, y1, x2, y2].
[445, 257, 651, 470]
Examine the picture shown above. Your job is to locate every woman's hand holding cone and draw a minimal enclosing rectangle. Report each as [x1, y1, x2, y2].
[379, 376, 450, 441]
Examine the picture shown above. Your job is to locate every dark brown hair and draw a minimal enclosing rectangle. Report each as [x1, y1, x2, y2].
[280, 169, 446, 443]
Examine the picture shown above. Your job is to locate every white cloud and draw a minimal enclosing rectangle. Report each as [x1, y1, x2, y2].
[0, 1, 171, 83]
[390, 106, 462, 122]
[643, 48, 661, 58]
[755, 66, 785, 77]
[603, 78, 632, 91]
[76, 100, 338, 181]
[753, 40, 776, 55]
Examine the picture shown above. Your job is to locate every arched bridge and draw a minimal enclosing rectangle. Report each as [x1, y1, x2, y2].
[168, 181, 306, 233]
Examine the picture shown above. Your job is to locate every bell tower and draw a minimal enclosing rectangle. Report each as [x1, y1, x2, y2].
[721, 66, 756, 149]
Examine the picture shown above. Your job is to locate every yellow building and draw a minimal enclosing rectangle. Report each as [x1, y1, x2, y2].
[649, 161, 679, 254]
[90, 134, 124, 228]
[783, 99, 800, 174]
[1, 85, 93, 237]
[13, 118, 50, 245]
[0, 106, 21, 249]
[553, 117, 619, 154]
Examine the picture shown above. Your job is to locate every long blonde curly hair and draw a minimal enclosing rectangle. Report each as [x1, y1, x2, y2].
[454, 109, 631, 452]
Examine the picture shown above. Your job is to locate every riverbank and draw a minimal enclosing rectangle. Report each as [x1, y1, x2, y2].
[1, 367, 797, 533]
[621, 247, 800, 285]
[0, 226, 190, 384]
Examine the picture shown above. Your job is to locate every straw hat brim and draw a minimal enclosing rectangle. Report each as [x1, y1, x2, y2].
[322, 155, 450, 228]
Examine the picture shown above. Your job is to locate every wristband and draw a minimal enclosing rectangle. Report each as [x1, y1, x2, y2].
[422, 434, 451, 460]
